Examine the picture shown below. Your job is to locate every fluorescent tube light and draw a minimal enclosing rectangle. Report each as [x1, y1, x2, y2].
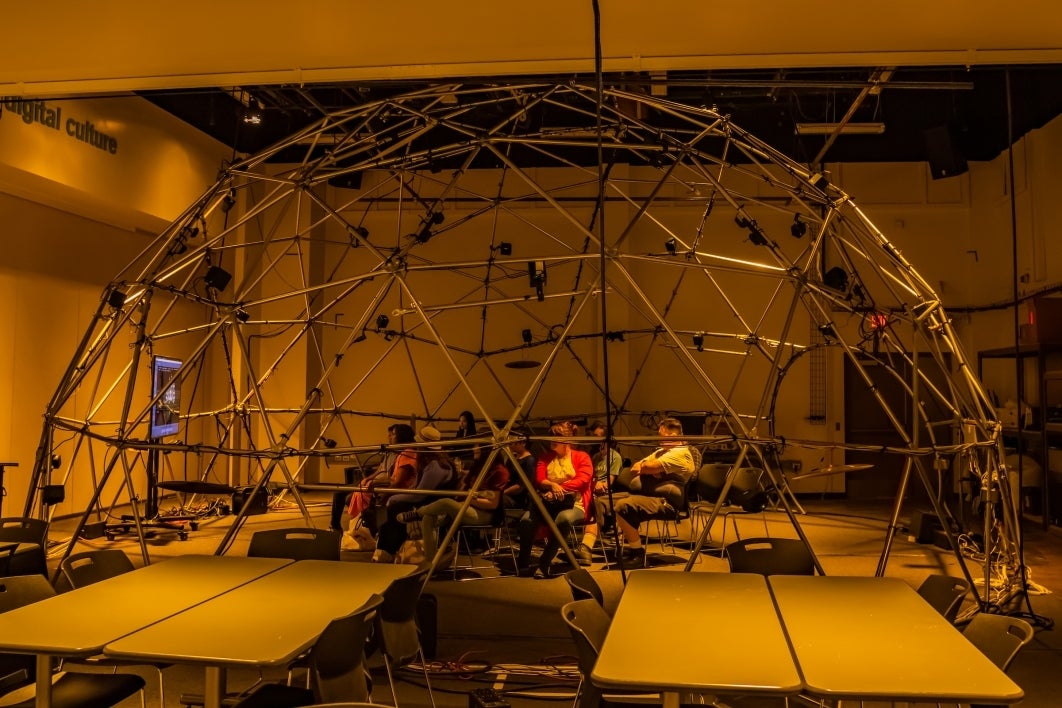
[794, 122, 886, 135]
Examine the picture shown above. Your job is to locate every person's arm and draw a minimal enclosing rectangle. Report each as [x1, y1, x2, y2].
[560, 450, 594, 493]
[596, 449, 622, 492]
[536, 452, 566, 499]
[388, 450, 418, 488]
[651, 446, 695, 479]
[471, 488, 501, 509]
[631, 451, 662, 476]
[636, 453, 666, 476]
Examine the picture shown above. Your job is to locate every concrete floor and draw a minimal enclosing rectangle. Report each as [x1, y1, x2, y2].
[38, 492, 1062, 707]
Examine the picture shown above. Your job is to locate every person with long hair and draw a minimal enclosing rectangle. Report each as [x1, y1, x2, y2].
[515, 421, 593, 578]
[339, 423, 417, 551]
[453, 410, 479, 470]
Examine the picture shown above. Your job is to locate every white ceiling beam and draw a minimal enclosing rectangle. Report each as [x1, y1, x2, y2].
[4, 1, 1062, 96]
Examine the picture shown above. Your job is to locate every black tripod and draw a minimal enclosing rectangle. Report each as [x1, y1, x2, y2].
[104, 446, 192, 541]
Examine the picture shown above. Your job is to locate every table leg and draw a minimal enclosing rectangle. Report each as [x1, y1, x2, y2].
[662, 690, 680, 708]
[35, 654, 51, 708]
[204, 666, 226, 708]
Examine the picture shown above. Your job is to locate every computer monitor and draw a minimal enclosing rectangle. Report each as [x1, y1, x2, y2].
[149, 355, 183, 439]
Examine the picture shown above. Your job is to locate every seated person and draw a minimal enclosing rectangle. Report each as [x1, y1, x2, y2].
[453, 409, 480, 471]
[613, 417, 698, 567]
[397, 455, 510, 563]
[339, 424, 417, 551]
[516, 421, 593, 578]
[574, 420, 623, 565]
[502, 429, 536, 510]
[330, 423, 414, 529]
[372, 425, 457, 563]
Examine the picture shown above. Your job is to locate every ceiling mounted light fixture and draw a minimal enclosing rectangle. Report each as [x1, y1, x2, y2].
[794, 122, 886, 135]
[506, 326, 541, 369]
[242, 98, 263, 125]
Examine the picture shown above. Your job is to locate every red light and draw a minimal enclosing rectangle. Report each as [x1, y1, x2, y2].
[869, 313, 889, 331]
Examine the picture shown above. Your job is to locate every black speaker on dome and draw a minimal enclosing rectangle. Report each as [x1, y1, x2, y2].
[923, 125, 968, 180]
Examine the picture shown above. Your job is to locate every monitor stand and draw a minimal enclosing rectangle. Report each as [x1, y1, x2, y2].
[104, 446, 193, 541]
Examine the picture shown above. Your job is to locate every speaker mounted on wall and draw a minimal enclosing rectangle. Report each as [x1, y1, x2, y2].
[923, 124, 968, 180]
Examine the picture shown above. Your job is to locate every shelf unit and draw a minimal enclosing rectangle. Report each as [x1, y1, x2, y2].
[977, 345, 1055, 528]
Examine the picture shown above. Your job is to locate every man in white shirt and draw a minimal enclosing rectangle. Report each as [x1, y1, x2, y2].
[613, 417, 698, 567]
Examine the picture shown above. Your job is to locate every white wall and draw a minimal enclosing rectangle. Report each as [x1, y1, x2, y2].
[0, 96, 228, 517]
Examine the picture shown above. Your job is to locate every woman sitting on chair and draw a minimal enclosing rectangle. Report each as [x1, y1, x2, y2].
[516, 421, 593, 578]
[340, 424, 417, 551]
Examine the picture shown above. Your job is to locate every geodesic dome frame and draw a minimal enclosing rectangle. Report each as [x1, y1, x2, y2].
[30, 81, 1020, 602]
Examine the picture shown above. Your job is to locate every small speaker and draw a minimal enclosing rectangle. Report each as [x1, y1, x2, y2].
[231, 486, 269, 515]
[204, 265, 232, 292]
[909, 509, 942, 544]
[923, 125, 968, 180]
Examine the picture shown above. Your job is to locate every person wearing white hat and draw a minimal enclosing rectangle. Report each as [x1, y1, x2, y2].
[371, 425, 458, 562]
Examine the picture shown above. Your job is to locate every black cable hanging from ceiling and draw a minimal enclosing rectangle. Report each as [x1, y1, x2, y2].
[590, 0, 627, 583]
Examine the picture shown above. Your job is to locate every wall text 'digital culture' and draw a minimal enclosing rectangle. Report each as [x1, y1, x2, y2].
[0, 97, 119, 154]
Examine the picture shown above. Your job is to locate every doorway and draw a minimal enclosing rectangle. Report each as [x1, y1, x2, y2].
[843, 352, 953, 503]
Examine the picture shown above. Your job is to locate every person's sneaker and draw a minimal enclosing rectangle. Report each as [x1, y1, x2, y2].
[396, 509, 421, 523]
[574, 544, 594, 566]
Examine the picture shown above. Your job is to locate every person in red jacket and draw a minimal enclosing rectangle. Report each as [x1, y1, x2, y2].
[515, 421, 593, 578]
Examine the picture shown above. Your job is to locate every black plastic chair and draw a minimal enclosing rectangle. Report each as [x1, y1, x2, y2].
[962, 612, 1035, 672]
[916, 573, 970, 623]
[233, 594, 384, 707]
[560, 599, 662, 708]
[689, 465, 770, 546]
[724, 537, 815, 576]
[631, 474, 698, 561]
[247, 528, 342, 561]
[60, 548, 137, 587]
[0, 517, 48, 576]
[58, 549, 171, 702]
[560, 599, 611, 708]
[369, 563, 436, 708]
[0, 542, 17, 577]
[564, 568, 606, 610]
[0, 575, 146, 708]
